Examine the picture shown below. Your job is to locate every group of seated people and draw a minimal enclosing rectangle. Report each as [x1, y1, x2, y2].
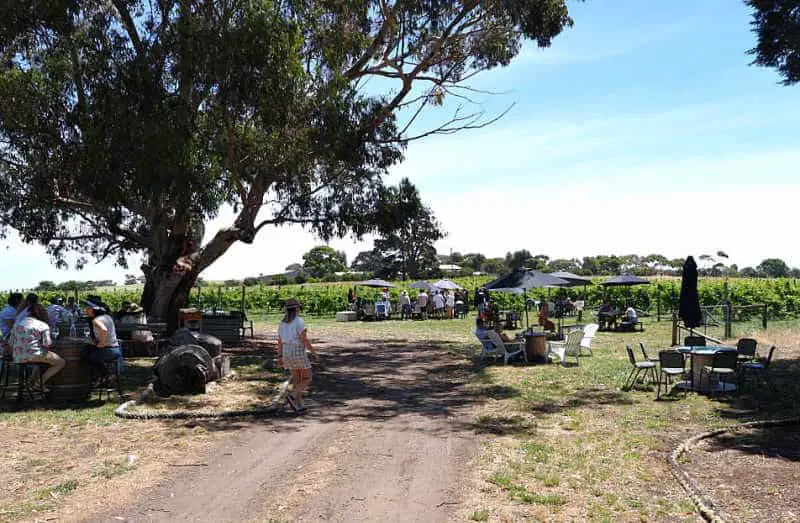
[1, 292, 125, 393]
[597, 300, 638, 331]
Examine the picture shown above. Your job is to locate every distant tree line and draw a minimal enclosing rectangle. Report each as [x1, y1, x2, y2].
[25, 253, 799, 291]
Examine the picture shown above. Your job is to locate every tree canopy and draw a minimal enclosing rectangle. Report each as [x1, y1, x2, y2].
[747, 0, 800, 85]
[0, 0, 574, 323]
[352, 178, 444, 280]
[302, 245, 347, 279]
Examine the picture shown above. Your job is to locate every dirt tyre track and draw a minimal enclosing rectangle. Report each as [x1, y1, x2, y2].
[91, 338, 480, 523]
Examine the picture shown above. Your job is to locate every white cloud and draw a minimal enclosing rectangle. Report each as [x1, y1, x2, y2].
[431, 181, 799, 269]
[519, 20, 689, 66]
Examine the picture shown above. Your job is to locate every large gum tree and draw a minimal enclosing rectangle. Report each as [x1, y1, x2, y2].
[0, 0, 573, 330]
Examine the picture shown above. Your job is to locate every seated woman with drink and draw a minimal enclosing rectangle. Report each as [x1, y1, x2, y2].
[10, 303, 65, 392]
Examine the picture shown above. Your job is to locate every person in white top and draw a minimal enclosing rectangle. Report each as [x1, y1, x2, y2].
[416, 291, 428, 320]
[277, 298, 317, 412]
[432, 291, 445, 318]
[445, 291, 455, 319]
[399, 291, 411, 320]
[85, 300, 123, 383]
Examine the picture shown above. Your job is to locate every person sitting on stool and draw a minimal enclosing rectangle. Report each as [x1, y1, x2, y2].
[84, 300, 123, 385]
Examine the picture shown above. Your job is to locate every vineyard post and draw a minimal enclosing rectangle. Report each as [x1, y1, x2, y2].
[217, 286, 222, 313]
[724, 302, 732, 339]
[656, 283, 661, 321]
[241, 284, 246, 315]
[671, 311, 678, 346]
[762, 303, 768, 329]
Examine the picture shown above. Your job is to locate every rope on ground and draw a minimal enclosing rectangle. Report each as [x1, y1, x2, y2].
[668, 416, 800, 523]
[114, 378, 292, 420]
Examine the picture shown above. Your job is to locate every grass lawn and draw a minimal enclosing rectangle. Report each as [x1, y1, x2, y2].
[254, 313, 799, 521]
[1, 313, 796, 521]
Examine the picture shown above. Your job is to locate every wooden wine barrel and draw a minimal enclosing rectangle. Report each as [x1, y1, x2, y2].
[48, 337, 92, 403]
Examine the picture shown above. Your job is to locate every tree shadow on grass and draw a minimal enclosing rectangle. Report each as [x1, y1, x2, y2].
[702, 425, 800, 461]
[522, 387, 634, 416]
[179, 338, 500, 435]
[706, 358, 800, 422]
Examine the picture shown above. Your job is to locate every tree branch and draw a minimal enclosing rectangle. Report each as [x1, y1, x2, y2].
[111, 0, 145, 55]
[380, 103, 514, 144]
[344, 1, 404, 80]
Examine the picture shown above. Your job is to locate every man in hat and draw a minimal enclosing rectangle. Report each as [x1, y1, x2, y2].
[399, 291, 411, 320]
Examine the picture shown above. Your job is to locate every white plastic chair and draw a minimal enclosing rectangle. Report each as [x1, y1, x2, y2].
[547, 329, 584, 366]
[486, 330, 527, 365]
[473, 329, 499, 360]
[580, 323, 599, 356]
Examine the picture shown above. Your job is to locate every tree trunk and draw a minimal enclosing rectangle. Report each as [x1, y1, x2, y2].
[138, 174, 271, 334]
[141, 217, 205, 334]
[142, 264, 198, 334]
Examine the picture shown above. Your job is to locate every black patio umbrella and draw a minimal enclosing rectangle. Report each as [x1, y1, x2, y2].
[485, 269, 569, 329]
[600, 274, 650, 309]
[550, 270, 594, 321]
[679, 256, 703, 332]
[600, 274, 650, 286]
[549, 271, 593, 287]
[357, 279, 395, 288]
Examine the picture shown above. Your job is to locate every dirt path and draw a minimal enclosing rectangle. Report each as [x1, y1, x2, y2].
[91, 338, 479, 523]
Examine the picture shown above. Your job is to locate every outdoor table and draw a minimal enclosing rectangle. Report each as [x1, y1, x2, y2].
[523, 331, 548, 363]
[675, 346, 738, 393]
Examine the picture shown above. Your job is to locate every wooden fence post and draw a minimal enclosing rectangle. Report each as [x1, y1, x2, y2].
[762, 304, 768, 330]
[671, 311, 678, 346]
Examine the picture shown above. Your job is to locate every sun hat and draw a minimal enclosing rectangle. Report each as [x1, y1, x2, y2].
[285, 298, 301, 310]
[126, 303, 144, 314]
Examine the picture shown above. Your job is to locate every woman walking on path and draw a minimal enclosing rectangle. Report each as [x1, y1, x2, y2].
[277, 298, 317, 412]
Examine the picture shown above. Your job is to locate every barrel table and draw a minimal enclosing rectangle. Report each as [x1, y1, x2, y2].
[48, 337, 93, 403]
[524, 332, 548, 363]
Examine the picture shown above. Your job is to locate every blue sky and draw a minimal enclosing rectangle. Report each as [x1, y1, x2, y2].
[2, 0, 799, 288]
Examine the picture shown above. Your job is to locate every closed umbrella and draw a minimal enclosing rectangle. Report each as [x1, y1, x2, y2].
[679, 256, 703, 333]
[485, 269, 569, 328]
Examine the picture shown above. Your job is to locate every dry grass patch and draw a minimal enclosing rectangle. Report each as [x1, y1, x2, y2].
[0, 355, 284, 522]
[124, 355, 285, 415]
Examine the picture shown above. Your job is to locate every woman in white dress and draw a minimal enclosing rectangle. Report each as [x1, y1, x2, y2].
[277, 298, 317, 411]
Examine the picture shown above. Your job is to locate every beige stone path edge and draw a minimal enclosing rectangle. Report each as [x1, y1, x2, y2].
[668, 416, 800, 523]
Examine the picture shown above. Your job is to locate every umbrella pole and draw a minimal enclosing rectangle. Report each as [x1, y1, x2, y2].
[524, 289, 530, 331]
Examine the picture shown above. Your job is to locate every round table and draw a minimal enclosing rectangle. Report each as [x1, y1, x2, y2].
[676, 346, 738, 392]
